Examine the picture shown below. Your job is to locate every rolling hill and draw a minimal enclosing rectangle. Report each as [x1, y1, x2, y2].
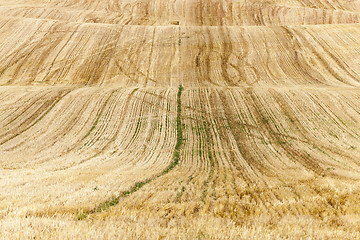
[1, 0, 360, 238]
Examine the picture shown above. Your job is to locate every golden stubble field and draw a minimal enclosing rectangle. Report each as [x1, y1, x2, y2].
[1, 0, 360, 239]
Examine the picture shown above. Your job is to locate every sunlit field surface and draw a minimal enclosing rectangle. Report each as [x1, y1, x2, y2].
[1, 0, 360, 239]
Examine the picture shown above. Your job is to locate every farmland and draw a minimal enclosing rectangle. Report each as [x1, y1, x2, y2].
[1, 0, 360, 239]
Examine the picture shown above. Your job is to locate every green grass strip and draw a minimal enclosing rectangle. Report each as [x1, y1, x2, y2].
[78, 85, 184, 219]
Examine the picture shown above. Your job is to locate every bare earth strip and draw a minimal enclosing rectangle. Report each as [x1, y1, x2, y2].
[1, 0, 360, 239]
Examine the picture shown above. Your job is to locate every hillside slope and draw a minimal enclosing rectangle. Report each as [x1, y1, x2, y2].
[1, 0, 360, 239]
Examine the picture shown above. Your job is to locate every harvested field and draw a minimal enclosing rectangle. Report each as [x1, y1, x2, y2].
[1, 0, 360, 239]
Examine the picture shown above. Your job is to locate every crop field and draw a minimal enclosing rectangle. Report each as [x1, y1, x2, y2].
[1, 0, 360, 239]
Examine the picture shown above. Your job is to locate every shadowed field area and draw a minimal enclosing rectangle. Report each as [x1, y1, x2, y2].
[1, 0, 360, 239]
